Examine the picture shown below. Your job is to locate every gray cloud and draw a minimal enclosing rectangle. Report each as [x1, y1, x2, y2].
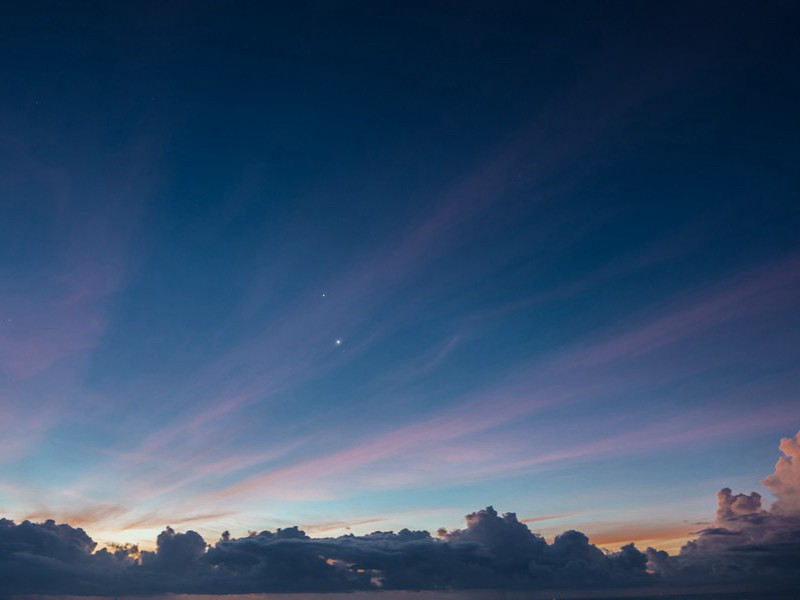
[2, 432, 800, 595]
[0, 506, 649, 595]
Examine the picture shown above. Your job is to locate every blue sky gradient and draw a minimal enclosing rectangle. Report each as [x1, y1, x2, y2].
[0, 1, 798, 557]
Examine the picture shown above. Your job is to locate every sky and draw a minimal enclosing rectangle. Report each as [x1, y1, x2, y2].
[0, 1, 799, 595]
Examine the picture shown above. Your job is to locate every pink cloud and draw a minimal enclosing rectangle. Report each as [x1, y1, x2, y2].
[560, 252, 800, 370]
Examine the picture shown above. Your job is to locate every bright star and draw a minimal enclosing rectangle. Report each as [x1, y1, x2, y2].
[335, 339, 342, 345]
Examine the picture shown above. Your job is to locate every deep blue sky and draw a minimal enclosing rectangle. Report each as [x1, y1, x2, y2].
[0, 1, 799, 553]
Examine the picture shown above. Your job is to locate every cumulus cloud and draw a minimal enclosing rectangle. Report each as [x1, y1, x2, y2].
[0, 518, 132, 595]
[0, 506, 647, 594]
[763, 431, 800, 514]
[715, 487, 766, 524]
[2, 433, 800, 595]
[646, 431, 800, 588]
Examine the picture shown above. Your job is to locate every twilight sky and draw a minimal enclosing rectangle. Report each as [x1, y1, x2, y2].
[1, 0, 799, 584]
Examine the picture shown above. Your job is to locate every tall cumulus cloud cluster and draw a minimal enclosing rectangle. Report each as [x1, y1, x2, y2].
[647, 431, 800, 587]
[1, 432, 799, 595]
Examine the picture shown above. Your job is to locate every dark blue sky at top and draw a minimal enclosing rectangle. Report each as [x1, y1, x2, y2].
[0, 0, 799, 554]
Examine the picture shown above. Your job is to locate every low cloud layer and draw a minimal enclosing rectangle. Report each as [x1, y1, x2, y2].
[2, 432, 799, 596]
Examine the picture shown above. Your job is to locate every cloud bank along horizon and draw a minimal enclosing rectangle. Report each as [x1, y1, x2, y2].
[0, 429, 799, 594]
